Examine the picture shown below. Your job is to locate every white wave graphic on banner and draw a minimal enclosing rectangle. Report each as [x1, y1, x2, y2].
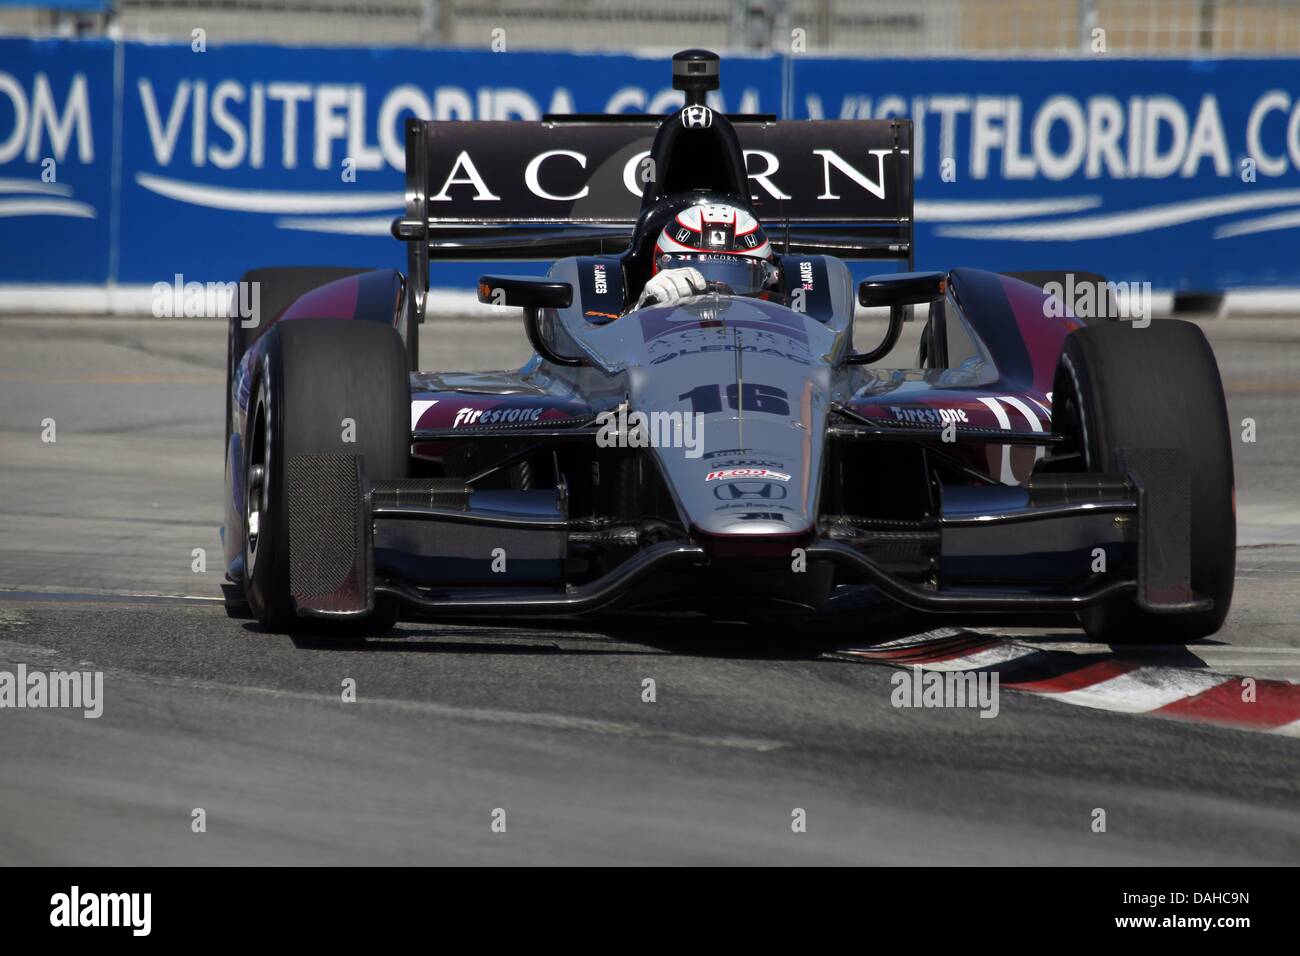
[0, 199, 96, 219]
[135, 173, 1108, 234]
[0, 180, 95, 219]
[273, 216, 394, 235]
[938, 189, 1300, 241]
[1214, 208, 1300, 239]
[135, 172, 403, 214]
[914, 197, 1101, 221]
[126, 174, 1300, 242]
[0, 178, 73, 197]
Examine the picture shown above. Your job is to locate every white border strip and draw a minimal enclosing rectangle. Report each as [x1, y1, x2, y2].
[0, 285, 507, 318]
[1048, 667, 1230, 713]
[2, 285, 1300, 318]
[839, 637, 1298, 734]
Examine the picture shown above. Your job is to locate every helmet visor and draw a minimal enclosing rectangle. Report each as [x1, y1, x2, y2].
[658, 253, 774, 296]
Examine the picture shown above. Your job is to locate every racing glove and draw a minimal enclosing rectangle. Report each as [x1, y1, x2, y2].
[635, 267, 708, 310]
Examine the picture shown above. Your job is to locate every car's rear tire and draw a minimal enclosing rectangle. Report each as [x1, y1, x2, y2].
[243, 318, 408, 634]
[1050, 320, 1235, 643]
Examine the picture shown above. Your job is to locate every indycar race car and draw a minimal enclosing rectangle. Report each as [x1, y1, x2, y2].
[222, 50, 1235, 642]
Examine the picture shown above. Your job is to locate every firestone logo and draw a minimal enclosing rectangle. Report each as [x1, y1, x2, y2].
[452, 406, 544, 427]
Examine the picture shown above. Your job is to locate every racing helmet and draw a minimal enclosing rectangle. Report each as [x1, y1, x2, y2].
[652, 202, 775, 295]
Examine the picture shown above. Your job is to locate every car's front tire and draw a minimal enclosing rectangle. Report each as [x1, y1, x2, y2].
[243, 318, 408, 634]
[1050, 320, 1235, 643]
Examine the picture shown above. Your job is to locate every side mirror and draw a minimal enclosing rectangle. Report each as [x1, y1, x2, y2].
[477, 275, 573, 310]
[847, 270, 948, 366]
[857, 270, 947, 309]
[477, 275, 584, 367]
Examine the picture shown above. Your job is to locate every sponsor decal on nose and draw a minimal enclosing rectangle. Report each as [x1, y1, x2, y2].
[706, 467, 791, 482]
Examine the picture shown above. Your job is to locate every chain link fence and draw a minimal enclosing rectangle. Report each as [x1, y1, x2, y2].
[5, 0, 1300, 52]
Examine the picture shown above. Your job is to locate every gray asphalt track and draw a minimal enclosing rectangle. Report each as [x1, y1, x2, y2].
[0, 313, 1297, 865]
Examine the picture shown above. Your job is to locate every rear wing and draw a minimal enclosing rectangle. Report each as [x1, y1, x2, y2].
[392, 114, 914, 351]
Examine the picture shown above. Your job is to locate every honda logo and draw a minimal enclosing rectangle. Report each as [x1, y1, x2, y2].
[714, 481, 787, 500]
[681, 105, 713, 129]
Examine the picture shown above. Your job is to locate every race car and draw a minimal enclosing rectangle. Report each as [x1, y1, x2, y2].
[222, 49, 1235, 642]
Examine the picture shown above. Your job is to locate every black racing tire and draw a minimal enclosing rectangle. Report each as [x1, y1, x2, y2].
[243, 318, 408, 634]
[226, 267, 367, 444]
[1050, 320, 1235, 643]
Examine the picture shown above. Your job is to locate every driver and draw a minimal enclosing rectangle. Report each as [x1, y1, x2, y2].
[634, 202, 774, 310]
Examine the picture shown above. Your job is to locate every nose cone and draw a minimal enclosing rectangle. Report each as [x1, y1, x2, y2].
[625, 295, 831, 549]
[668, 417, 820, 541]
[705, 515, 792, 535]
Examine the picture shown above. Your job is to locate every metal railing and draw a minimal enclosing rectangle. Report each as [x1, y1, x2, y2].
[4, 0, 1300, 53]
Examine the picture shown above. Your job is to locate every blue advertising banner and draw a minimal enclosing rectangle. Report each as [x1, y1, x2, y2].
[2, 38, 1300, 295]
[0, 37, 114, 283]
[789, 56, 1300, 290]
[117, 45, 778, 288]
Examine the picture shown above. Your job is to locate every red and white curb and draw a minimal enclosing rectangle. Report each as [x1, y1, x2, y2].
[833, 629, 1300, 737]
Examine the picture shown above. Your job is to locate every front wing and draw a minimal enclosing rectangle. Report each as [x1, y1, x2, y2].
[281, 420, 1208, 623]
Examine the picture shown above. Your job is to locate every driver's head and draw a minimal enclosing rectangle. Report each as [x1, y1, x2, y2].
[652, 202, 772, 273]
